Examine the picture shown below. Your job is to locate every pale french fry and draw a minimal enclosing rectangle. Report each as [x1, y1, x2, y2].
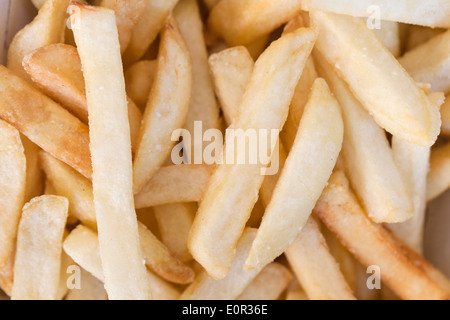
[405, 25, 445, 52]
[208, 0, 303, 46]
[209, 46, 254, 125]
[246, 78, 343, 269]
[427, 141, 450, 201]
[387, 137, 430, 254]
[0, 66, 92, 179]
[189, 28, 316, 279]
[315, 51, 414, 223]
[7, 0, 68, 80]
[312, 11, 441, 146]
[133, 15, 192, 194]
[0, 120, 26, 268]
[70, 3, 151, 300]
[0, 248, 15, 296]
[63, 225, 181, 300]
[124, 60, 157, 110]
[56, 247, 75, 300]
[12, 195, 69, 300]
[400, 29, 450, 94]
[441, 97, 450, 136]
[174, 0, 221, 159]
[314, 171, 450, 300]
[21, 136, 44, 202]
[181, 228, 264, 300]
[373, 21, 401, 57]
[39, 151, 96, 230]
[138, 223, 195, 284]
[301, 0, 450, 28]
[285, 217, 356, 300]
[237, 263, 292, 300]
[99, 0, 147, 53]
[123, 0, 179, 65]
[23, 44, 143, 150]
[153, 203, 196, 262]
[135, 164, 213, 209]
[65, 268, 108, 300]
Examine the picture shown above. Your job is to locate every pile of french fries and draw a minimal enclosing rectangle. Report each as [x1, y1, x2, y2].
[0, 0, 449, 300]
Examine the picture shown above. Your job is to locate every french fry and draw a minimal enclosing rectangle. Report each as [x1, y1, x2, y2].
[63, 225, 181, 300]
[0, 120, 26, 268]
[314, 170, 450, 300]
[180, 228, 264, 300]
[123, 0, 179, 65]
[202, 0, 219, 10]
[133, 15, 192, 194]
[99, 0, 147, 53]
[373, 21, 401, 57]
[427, 141, 450, 201]
[301, 0, 450, 28]
[136, 207, 162, 239]
[55, 246, 75, 300]
[65, 268, 108, 300]
[387, 137, 430, 254]
[135, 164, 213, 209]
[12, 196, 69, 300]
[0, 65, 92, 179]
[285, 217, 356, 300]
[440, 97, 450, 137]
[124, 59, 157, 110]
[237, 262, 292, 300]
[0, 249, 15, 296]
[312, 11, 441, 146]
[31, 0, 48, 9]
[189, 27, 316, 279]
[246, 78, 343, 269]
[23, 44, 143, 150]
[399, 29, 450, 94]
[315, 51, 414, 223]
[209, 46, 254, 126]
[70, 3, 151, 299]
[7, 0, 69, 81]
[174, 0, 221, 159]
[405, 25, 445, 52]
[244, 34, 270, 61]
[21, 136, 44, 202]
[39, 151, 96, 230]
[286, 290, 309, 300]
[208, 0, 303, 46]
[153, 203, 196, 262]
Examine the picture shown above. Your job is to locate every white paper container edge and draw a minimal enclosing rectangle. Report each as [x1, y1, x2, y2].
[0, 0, 449, 278]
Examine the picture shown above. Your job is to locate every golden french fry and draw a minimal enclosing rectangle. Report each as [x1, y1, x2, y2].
[39, 151, 96, 230]
[135, 164, 213, 208]
[237, 262, 292, 300]
[301, 0, 450, 28]
[153, 203, 196, 262]
[286, 290, 309, 300]
[123, 0, 179, 65]
[387, 137, 430, 254]
[63, 225, 181, 300]
[99, 0, 147, 53]
[400, 29, 450, 94]
[314, 170, 450, 300]
[7, 0, 68, 81]
[312, 11, 441, 146]
[0, 120, 26, 268]
[315, 51, 414, 223]
[0, 65, 92, 179]
[23, 44, 143, 150]
[246, 78, 343, 269]
[427, 141, 450, 201]
[189, 27, 316, 279]
[174, 0, 221, 159]
[286, 217, 356, 300]
[70, 3, 151, 300]
[65, 268, 108, 300]
[133, 15, 192, 194]
[181, 228, 264, 300]
[373, 21, 401, 57]
[441, 96, 450, 136]
[124, 60, 157, 110]
[208, 0, 303, 46]
[209, 46, 254, 126]
[12, 196, 69, 300]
